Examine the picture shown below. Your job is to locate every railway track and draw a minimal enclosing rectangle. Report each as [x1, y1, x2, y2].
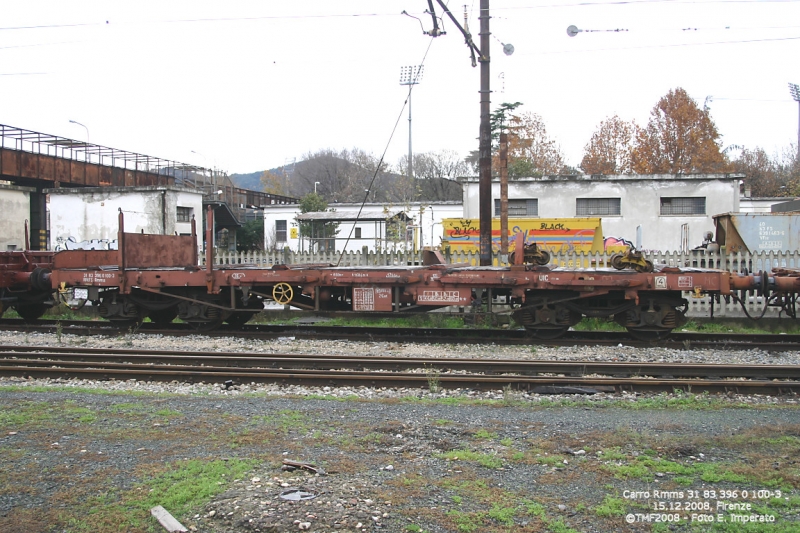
[2, 318, 800, 351]
[1, 345, 798, 395]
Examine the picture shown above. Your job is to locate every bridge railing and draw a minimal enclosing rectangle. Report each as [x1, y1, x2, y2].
[203, 248, 800, 318]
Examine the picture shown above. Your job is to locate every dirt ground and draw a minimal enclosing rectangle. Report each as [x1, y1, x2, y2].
[1, 387, 799, 533]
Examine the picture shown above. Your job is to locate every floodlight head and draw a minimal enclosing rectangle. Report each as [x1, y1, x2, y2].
[399, 65, 424, 85]
[567, 25, 582, 37]
[502, 43, 515, 56]
[790, 83, 800, 102]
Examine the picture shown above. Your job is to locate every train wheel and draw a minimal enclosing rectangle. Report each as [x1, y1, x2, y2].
[633, 260, 654, 273]
[225, 297, 263, 327]
[176, 293, 226, 332]
[614, 298, 686, 341]
[513, 303, 581, 332]
[147, 307, 178, 327]
[14, 303, 47, 323]
[272, 283, 294, 305]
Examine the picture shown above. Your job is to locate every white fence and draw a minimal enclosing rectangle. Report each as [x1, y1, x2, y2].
[205, 249, 800, 319]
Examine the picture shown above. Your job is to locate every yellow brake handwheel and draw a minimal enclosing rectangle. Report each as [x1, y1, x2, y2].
[272, 283, 293, 305]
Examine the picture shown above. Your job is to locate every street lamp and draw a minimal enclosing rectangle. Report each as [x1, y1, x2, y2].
[68, 119, 89, 143]
[790, 83, 800, 160]
[314, 181, 320, 194]
[399, 65, 424, 180]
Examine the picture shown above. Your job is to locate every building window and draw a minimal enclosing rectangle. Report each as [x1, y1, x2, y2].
[355, 227, 362, 239]
[176, 206, 193, 222]
[275, 220, 287, 242]
[576, 198, 621, 216]
[494, 198, 538, 217]
[660, 197, 706, 215]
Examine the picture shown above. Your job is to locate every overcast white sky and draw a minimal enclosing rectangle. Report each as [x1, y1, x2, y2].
[2, 0, 799, 175]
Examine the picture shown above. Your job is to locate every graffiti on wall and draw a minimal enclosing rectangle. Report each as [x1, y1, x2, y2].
[55, 236, 118, 252]
[442, 218, 615, 254]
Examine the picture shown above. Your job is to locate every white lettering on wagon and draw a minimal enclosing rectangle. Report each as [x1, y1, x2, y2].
[655, 276, 667, 289]
[231, 273, 246, 280]
[678, 276, 693, 289]
[418, 290, 462, 303]
[82, 272, 115, 283]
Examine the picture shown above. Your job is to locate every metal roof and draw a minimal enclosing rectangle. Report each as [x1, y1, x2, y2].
[296, 208, 411, 222]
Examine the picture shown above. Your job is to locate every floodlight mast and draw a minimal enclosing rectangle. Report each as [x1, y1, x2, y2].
[400, 65, 424, 181]
[790, 83, 800, 161]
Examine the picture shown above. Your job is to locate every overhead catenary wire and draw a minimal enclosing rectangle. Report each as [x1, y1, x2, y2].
[334, 36, 436, 266]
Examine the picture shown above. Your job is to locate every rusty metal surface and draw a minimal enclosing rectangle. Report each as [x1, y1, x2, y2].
[53, 250, 118, 269]
[122, 233, 197, 269]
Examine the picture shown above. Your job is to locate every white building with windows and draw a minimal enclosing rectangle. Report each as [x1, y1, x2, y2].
[0, 183, 36, 251]
[460, 173, 743, 252]
[46, 186, 203, 250]
[261, 201, 463, 253]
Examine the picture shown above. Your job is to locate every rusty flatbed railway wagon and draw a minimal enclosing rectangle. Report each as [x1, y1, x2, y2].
[0, 222, 54, 321]
[3, 210, 799, 340]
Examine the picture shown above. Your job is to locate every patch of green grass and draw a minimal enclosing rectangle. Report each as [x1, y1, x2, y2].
[594, 495, 627, 517]
[536, 454, 567, 466]
[487, 503, 516, 525]
[572, 317, 626, 332]
[64, 458, 256, 532]
[472, 429, 497, 440]
[446, 509, 484, 532]
[325, 314, 466, 329]
[252, 409, 311, 433]
[0, 400, 54, 428]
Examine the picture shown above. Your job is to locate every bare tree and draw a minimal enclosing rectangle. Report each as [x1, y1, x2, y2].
[291, 148, 390, 202]
[396, 150, 467, 201]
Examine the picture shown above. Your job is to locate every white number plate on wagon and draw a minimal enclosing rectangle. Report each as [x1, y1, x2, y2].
[73, 288, 89, 300]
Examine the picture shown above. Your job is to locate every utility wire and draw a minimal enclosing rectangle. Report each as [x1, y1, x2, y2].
[335, 38, 435, 266]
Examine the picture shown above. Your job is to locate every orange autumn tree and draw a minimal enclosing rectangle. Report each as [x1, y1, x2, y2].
[493, 110, 565, 177]
[579, 115, 636, 174]
[632, 88, 729, 174]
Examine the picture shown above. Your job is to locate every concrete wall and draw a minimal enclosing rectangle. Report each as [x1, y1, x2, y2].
[460, 174, 741, 252]
[46, 186, 203, 250]
[262, 202, 463, 252]
[740, 197, 791, 213]
[0, 184, 35, 251]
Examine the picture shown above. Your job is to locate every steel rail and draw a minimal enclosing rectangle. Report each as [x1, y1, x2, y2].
[1, 346, 799, 379]
[1, 347, 799, 395]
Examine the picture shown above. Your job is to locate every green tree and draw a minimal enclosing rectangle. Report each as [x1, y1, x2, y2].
[490, 101, 523, 149]
[235, 219, 264, 251]
[296, 193, 339, 252]
[632, 88, 729, 174]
